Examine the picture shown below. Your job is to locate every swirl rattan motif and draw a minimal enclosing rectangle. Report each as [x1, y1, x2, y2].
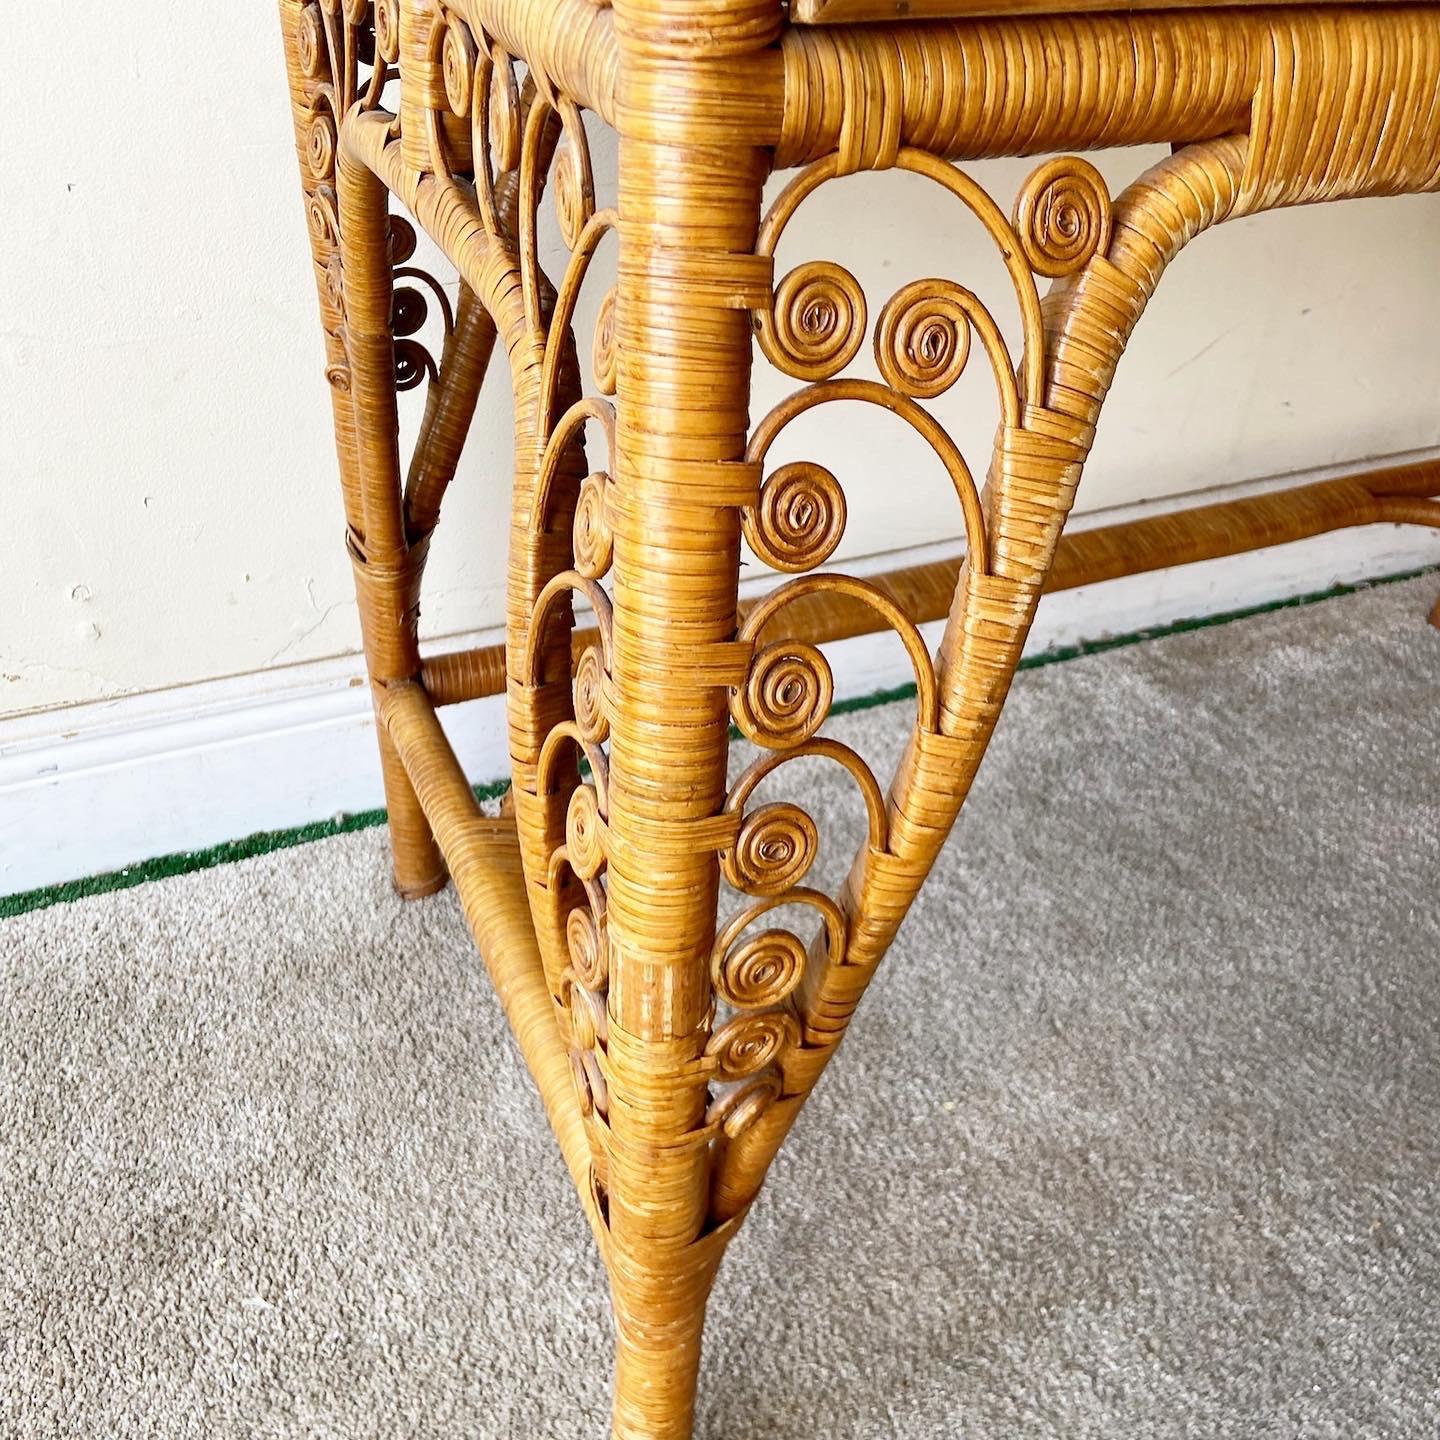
[278, 0, 1440, 1433]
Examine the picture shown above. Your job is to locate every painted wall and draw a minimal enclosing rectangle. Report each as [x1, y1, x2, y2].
[7, 3, 1440, 717]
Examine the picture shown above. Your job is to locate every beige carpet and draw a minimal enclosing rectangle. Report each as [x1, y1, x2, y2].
[3, 576, 1440, 1439]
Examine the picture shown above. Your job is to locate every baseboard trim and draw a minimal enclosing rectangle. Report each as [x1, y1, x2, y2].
[4, 459, 1439, 901]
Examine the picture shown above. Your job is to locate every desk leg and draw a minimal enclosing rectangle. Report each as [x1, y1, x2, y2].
[593, 130, 773, 1440]
[279, 0, 445, 897]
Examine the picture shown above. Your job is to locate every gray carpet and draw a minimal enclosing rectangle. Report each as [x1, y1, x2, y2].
[3, 576, 1440, 1439]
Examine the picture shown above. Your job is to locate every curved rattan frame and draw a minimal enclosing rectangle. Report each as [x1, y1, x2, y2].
[278, 2, 1440, 1434]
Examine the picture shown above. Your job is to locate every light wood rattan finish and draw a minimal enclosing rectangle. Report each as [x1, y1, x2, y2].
[277, 1, 1440, 1433]
[790, 0, 1397, 26]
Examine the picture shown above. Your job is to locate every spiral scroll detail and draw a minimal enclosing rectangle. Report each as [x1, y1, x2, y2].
[573, 644, 609, 744]
[722, 802, 818, 896]
[391, 286, 428, 337]
[572, 472, 613, 580]
[713, 928, 807, 1010]
[324, 257, 345, 314]
[1014, 156, 1113, 278]
[488, 45, 521, 173]
[373, 0, 399, 63]
[441, 16, 475, 119]
[762, 262, 867, 382]
[307, 186, 341, 247]
[732, 642, 833, 750]
[707, 1072, 783, 1139]
[565, 783, 606, 880]
[567, 903, 609, 991]
[553, 128, 595, 253]
[875, 279, 973, 399]
[306, 113, 337, 181]
[706, 1011, 799, 1082]
[297, 4, 325, 77]
[567, 976, 608, 1051]
[592, 288, 618, 397]
[388, 215, 417, 264]
[392, 338, 433, 391]
[744, 462, 846, 573]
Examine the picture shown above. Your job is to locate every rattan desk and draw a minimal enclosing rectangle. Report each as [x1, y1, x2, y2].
[277, 1, 1440, 1433]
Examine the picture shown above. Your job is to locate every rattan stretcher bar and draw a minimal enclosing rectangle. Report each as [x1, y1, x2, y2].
[277, 0, 1440, 1433]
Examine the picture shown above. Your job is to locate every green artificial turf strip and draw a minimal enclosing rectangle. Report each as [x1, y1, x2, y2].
[3, 563, 1435, 922]
[0, 779, 509, 920]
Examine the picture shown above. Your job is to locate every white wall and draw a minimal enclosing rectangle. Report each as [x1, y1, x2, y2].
[6, 2, 1440, 720]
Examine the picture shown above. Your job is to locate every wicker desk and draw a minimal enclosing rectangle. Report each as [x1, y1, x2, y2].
[277, 2, 1440, 1433]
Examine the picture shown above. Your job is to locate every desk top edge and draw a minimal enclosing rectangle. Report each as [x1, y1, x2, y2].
[792, 0, 1411, 28]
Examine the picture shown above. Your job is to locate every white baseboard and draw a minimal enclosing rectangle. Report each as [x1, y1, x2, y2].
[4, 457, 1438, 898]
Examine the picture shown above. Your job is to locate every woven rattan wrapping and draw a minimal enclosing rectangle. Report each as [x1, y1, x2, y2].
[278, 1, 1440, 1432]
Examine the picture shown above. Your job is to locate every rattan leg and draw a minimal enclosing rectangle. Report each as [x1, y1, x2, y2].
[596, 61, 777, 1438]
[338, 148, 449, 898]
[278, 0, 445, 897]
[373, 710, 447, 897]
